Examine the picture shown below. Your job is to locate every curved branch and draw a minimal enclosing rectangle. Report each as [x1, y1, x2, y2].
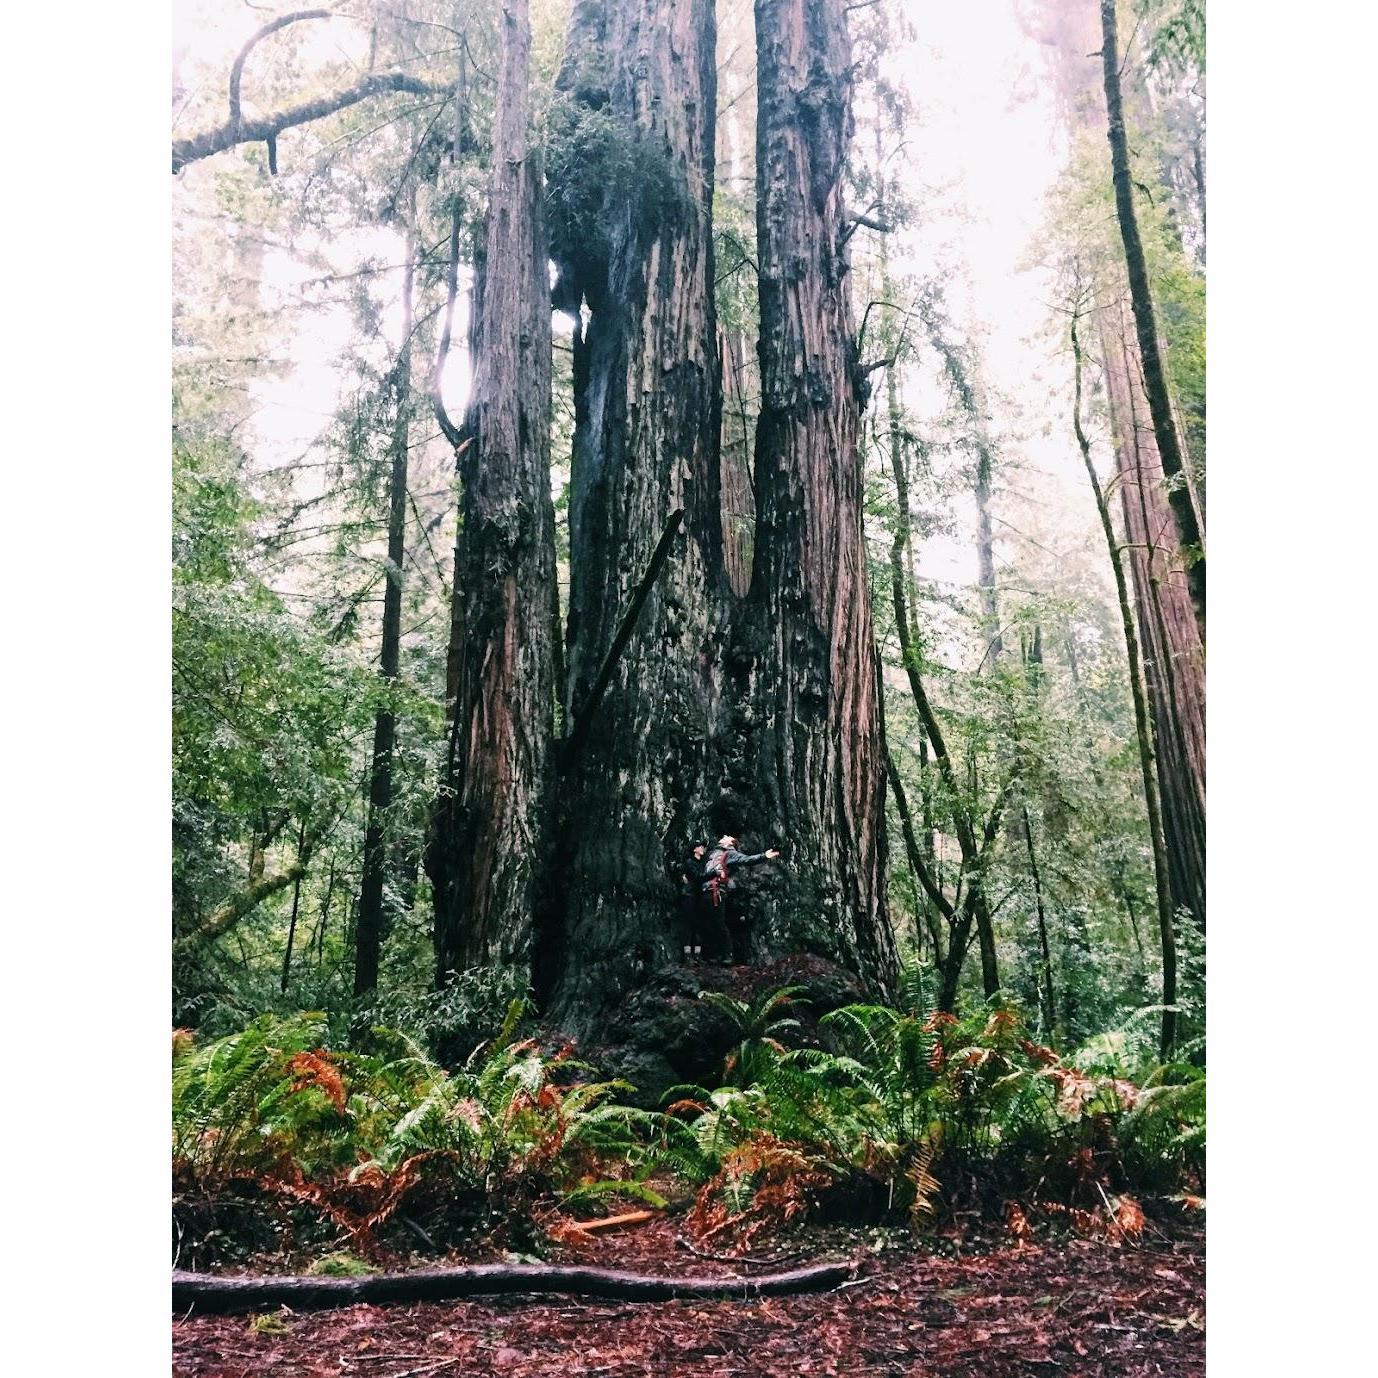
[174, 857, 308, 951]
[173, 72, 448, 172]
[229, 9, 334, 129]
[171, 1260, 853, 1314]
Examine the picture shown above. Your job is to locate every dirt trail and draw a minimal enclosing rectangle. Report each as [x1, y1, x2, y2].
[173, 1226, 1204, 1377]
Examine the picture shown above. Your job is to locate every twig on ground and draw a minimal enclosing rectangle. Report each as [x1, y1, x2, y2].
[674, 1235, 805, 1268]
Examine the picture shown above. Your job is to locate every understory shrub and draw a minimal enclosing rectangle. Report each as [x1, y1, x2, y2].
[171, 988, 1204, 1263]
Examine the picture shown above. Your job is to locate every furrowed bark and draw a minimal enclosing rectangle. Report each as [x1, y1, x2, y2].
[720, 328, 758, 597]
[1099, 300, 1205, 936]
[1072, 313, 1177, 1059]
[1100, 0, 1205, 638]
[1035, 0, 1205, 941]
[537, 0, 729, 1029]
[718, 0, 896, 991]
[426, 0, 556, 978]
[355, 237, 416, 998]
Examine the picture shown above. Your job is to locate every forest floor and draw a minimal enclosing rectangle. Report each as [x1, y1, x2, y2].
[172, 1217, 1205, 1377]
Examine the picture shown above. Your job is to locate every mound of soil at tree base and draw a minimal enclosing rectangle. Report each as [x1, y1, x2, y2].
[585, 955, 870, 1107]
[173, 1220, 1205, 1377]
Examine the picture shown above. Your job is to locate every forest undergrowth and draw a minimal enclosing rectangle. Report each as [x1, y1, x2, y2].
[172, 973, 1203, 1276]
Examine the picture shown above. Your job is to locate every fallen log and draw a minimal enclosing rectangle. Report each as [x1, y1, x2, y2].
[172, 1260, 853, 1315]
[565, 1209, 658, 1235]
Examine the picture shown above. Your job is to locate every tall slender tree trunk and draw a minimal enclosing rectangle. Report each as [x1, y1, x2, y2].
[1072, 313, 1176, 1059]
[536, 0, 729, 1030]
[1100, 0, 1205, 638]
[280, 819, 308, 993]
[719, 0, 895, 990]
[354, 239, 415, 998]
[1022, 804, 1057, 1040]
[719, 328, 758, 597]
[426, 0, 556, 980]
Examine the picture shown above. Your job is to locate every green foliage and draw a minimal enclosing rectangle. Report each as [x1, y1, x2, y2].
[669, 989, 1205, 1240]
[544, 86, 686, 272]
[698, 986, 806, 1086]
[1136, 0, 1206, 76]
[172, 1005, 664, 1256]
[305, 1250, 372, 1276]
[357, 966, 534, 1066]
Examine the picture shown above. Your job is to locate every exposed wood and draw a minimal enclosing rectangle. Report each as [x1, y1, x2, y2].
[563, 1209, 658, 1234]
[171, 1261, 854, 1314]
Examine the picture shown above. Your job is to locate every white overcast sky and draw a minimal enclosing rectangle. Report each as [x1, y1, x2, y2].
[173, 0, 1105, 606]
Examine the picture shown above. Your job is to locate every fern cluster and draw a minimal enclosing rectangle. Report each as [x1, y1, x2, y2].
[666, 988, 1204, 1240]
[172, 1002, 660, 1258]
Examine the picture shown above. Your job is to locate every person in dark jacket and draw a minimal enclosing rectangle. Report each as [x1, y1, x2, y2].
[677, 843, 709, 962]
[701, 835, 782, 966]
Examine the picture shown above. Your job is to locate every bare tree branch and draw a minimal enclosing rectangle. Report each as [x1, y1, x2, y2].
[174, 72, 447, 172]
[228, 9, 334, 129]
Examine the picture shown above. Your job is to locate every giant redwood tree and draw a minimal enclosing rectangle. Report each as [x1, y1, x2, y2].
[426, 0, 557, 977]
[720, 0, 897, 990]
[1100, 0, 1205, 639]
[535, 0, 730, 1028]
[1031, 0, 1205, 935]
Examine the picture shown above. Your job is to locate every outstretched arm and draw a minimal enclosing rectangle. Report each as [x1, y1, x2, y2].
[726, 848, 782, 869]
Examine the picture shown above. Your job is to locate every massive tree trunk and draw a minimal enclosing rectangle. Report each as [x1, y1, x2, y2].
[1073, 312, 1178, 1059]
[536, 0, 730, 1030]
[719, 0, 896, 990]
[426, 0, 556, 979]
[1099, 300, 1205, 935]
[1033, 0, 1206, 937]
[1100, 0, 1205, 639]
[354, 240, 415, 998]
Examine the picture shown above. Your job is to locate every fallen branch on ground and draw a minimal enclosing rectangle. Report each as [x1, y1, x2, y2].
[565, 1210, 658, 1235]
[171, 1260, 853, 1314]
